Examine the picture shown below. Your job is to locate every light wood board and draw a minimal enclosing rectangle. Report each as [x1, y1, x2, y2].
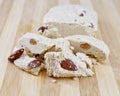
[0, 0, 120, 96]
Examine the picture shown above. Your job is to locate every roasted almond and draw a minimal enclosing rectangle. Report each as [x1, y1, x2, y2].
[8, 48, 24, 63]
[79, 13, 84, 16]
[36, 56, 45, 62]
[38, 26, 48, 32]
[34, 54, 40, 58]
[60, 59, 77, 71]
[30, 39, 37, 45]
[80, 43, 91, 49]
[27, 58, 44, 69]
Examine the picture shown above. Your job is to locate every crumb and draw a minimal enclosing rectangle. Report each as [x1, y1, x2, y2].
[51, 79, 57, 83]
[73, 77, 78, 81]
[70, 46, 74, 50]
[91, 58, 100, 65]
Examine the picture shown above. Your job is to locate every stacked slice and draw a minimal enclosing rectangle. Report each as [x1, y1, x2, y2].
[8, 33, 109, 77]
[8, 5, 110, 77]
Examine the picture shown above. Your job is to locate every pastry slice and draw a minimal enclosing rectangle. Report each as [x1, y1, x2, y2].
[8, 47, 45, 75]
[65, 35, 110, 62]
[43, 5, 98, 37]
[17, 33, 55, 56]
[8, 33, 73, 75]
[45, 51, 94, 77]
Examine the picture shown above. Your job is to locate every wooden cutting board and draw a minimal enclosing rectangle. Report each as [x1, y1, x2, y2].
[0, 0, 120, 96]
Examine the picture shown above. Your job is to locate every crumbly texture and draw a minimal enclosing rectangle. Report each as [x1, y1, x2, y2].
[43, 5, 98, 37]
[7, 4, 111, 78]
[65, 35, 110, 62]
[76, 52, 93, 69]
[11, 33, 55, 75]
[10, 33, 73, 76]
[52, 38, 73, 53]
[45, 51, 94, 77]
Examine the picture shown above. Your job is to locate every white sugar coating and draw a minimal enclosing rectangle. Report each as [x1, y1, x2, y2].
[45, 51, 94, 77]
[65, 35, 110, 62]
[43, 5, 98, 37]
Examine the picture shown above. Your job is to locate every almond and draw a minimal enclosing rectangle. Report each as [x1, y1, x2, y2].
[30, 39, 37, 45]
[27, 58, 44, 69]
[79, 13, 84, 16]
[36, 56, 45, 62]
[80, 43, 91, 49]
[60, 59, 77, 71]
[25, 47, 34, 57]
[8, 48, 24, 63]
[38, 26, 48, 32]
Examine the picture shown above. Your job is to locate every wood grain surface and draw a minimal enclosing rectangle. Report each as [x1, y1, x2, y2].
[0, 0, 120, 96]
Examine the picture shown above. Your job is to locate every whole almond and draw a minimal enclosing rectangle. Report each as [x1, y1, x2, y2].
[30, 39, 37, 45]
[8, 48, 24, 63]
[80, 43, 91, 49]
[27, 58, 44, 69]
[60, 59, 77, 71]
[38, 26, 48, 32]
